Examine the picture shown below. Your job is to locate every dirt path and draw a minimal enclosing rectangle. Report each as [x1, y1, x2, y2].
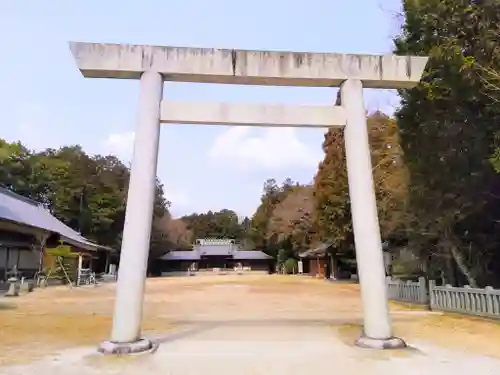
[2, 275, 500, 373]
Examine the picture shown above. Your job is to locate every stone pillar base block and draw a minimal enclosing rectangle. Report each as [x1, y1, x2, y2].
[355, 335, 407, 350]
[98, 338, 153, 355]
[5, 282, 20, 297]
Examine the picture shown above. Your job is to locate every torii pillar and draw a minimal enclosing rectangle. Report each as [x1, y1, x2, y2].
[69, 42, 428, 354]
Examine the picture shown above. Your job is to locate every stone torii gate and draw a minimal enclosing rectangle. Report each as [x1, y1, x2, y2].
[69, 42, 428, 353]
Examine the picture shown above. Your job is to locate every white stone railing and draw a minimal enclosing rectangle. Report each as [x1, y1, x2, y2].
[386, 276, 428, 304]
[386, 277, 500, 319]
[429, 281, 500, 319]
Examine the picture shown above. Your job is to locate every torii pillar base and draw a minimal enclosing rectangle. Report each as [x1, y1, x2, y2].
[98, 338, 154, 355]
[355, 335, 407, 350]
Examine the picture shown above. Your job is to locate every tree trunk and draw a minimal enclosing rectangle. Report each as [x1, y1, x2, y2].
[444, 255, 456, 286]
[441, 227, 478, 287]
[449, 245, 478, 288]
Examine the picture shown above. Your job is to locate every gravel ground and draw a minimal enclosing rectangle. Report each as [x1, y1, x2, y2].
[1, 274, 500, 374]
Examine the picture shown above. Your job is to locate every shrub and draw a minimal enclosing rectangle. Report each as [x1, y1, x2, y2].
[284, 258, 298, 274]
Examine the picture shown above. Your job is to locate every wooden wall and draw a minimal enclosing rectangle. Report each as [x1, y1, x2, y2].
[308, 257, 326, 278]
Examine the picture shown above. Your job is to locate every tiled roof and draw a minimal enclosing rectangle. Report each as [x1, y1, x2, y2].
[158, 249, 271, 261]
[299, 242, 334, 258]
[159, 251, 200, 261]
[232, 250, 271, 260]
[0, 187, 103, 251]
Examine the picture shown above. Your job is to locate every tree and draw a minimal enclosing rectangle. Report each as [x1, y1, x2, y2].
[0, 139, 47, 201]
[0, 138, 173, 262]
[394, 0, 500, 287]
[267, 185, 314, 252]
[312, 127, 351, 252]
[249, 178, 282, 249]
[370, 113, 410, 240]
[312, 113, 408, 258]
[478, 58, 500, 173]
[162, 218, 193, 249]
[249, 178, 299, 256]
[181, 209, 246, 241]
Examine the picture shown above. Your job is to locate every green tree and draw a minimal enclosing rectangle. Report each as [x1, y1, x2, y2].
[0, 139, 47, 201]
[267, 185, 314, 253]
[181, 209, 246, 241]
[312, 127, 351, 252]
[312, 113, 408, 258]
[0, 138, 173, 265]
[394, 0, 500, 287]
[249, 178, 299, 256]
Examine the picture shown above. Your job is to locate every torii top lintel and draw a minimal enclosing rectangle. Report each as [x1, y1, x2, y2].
[69, 42, 428, 89]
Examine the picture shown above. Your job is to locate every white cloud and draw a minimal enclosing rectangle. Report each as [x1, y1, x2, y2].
[165, 189, 191, 217]
[16, 122, 48, 150]
[7, 104, 60, 151]
[102, 131, 135, 160]
[102, 131, 192, 217]
[208, 127, 321, 170]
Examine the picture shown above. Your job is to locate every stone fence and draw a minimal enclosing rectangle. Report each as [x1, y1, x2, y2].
[386, 276, 428, 304]
[386, 276, 500, 319]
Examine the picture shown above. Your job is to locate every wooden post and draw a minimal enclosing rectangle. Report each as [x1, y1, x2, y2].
[3, 248, 9, 281]
[330, 254, 337, 280]
[104, 251, 110, 274]
[36, 232, 49, 274]
[16, 248, 21, 269]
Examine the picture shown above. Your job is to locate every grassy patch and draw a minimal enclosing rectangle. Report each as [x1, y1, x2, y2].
[0, 301, 17, 311]
[0, 309, 170, 366]
[389, 300, 430, 311]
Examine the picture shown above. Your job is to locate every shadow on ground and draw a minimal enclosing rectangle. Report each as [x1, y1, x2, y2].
[0, 301, 17, 310]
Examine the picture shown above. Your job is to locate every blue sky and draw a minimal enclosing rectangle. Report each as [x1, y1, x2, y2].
[0, 0, 402, 218]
